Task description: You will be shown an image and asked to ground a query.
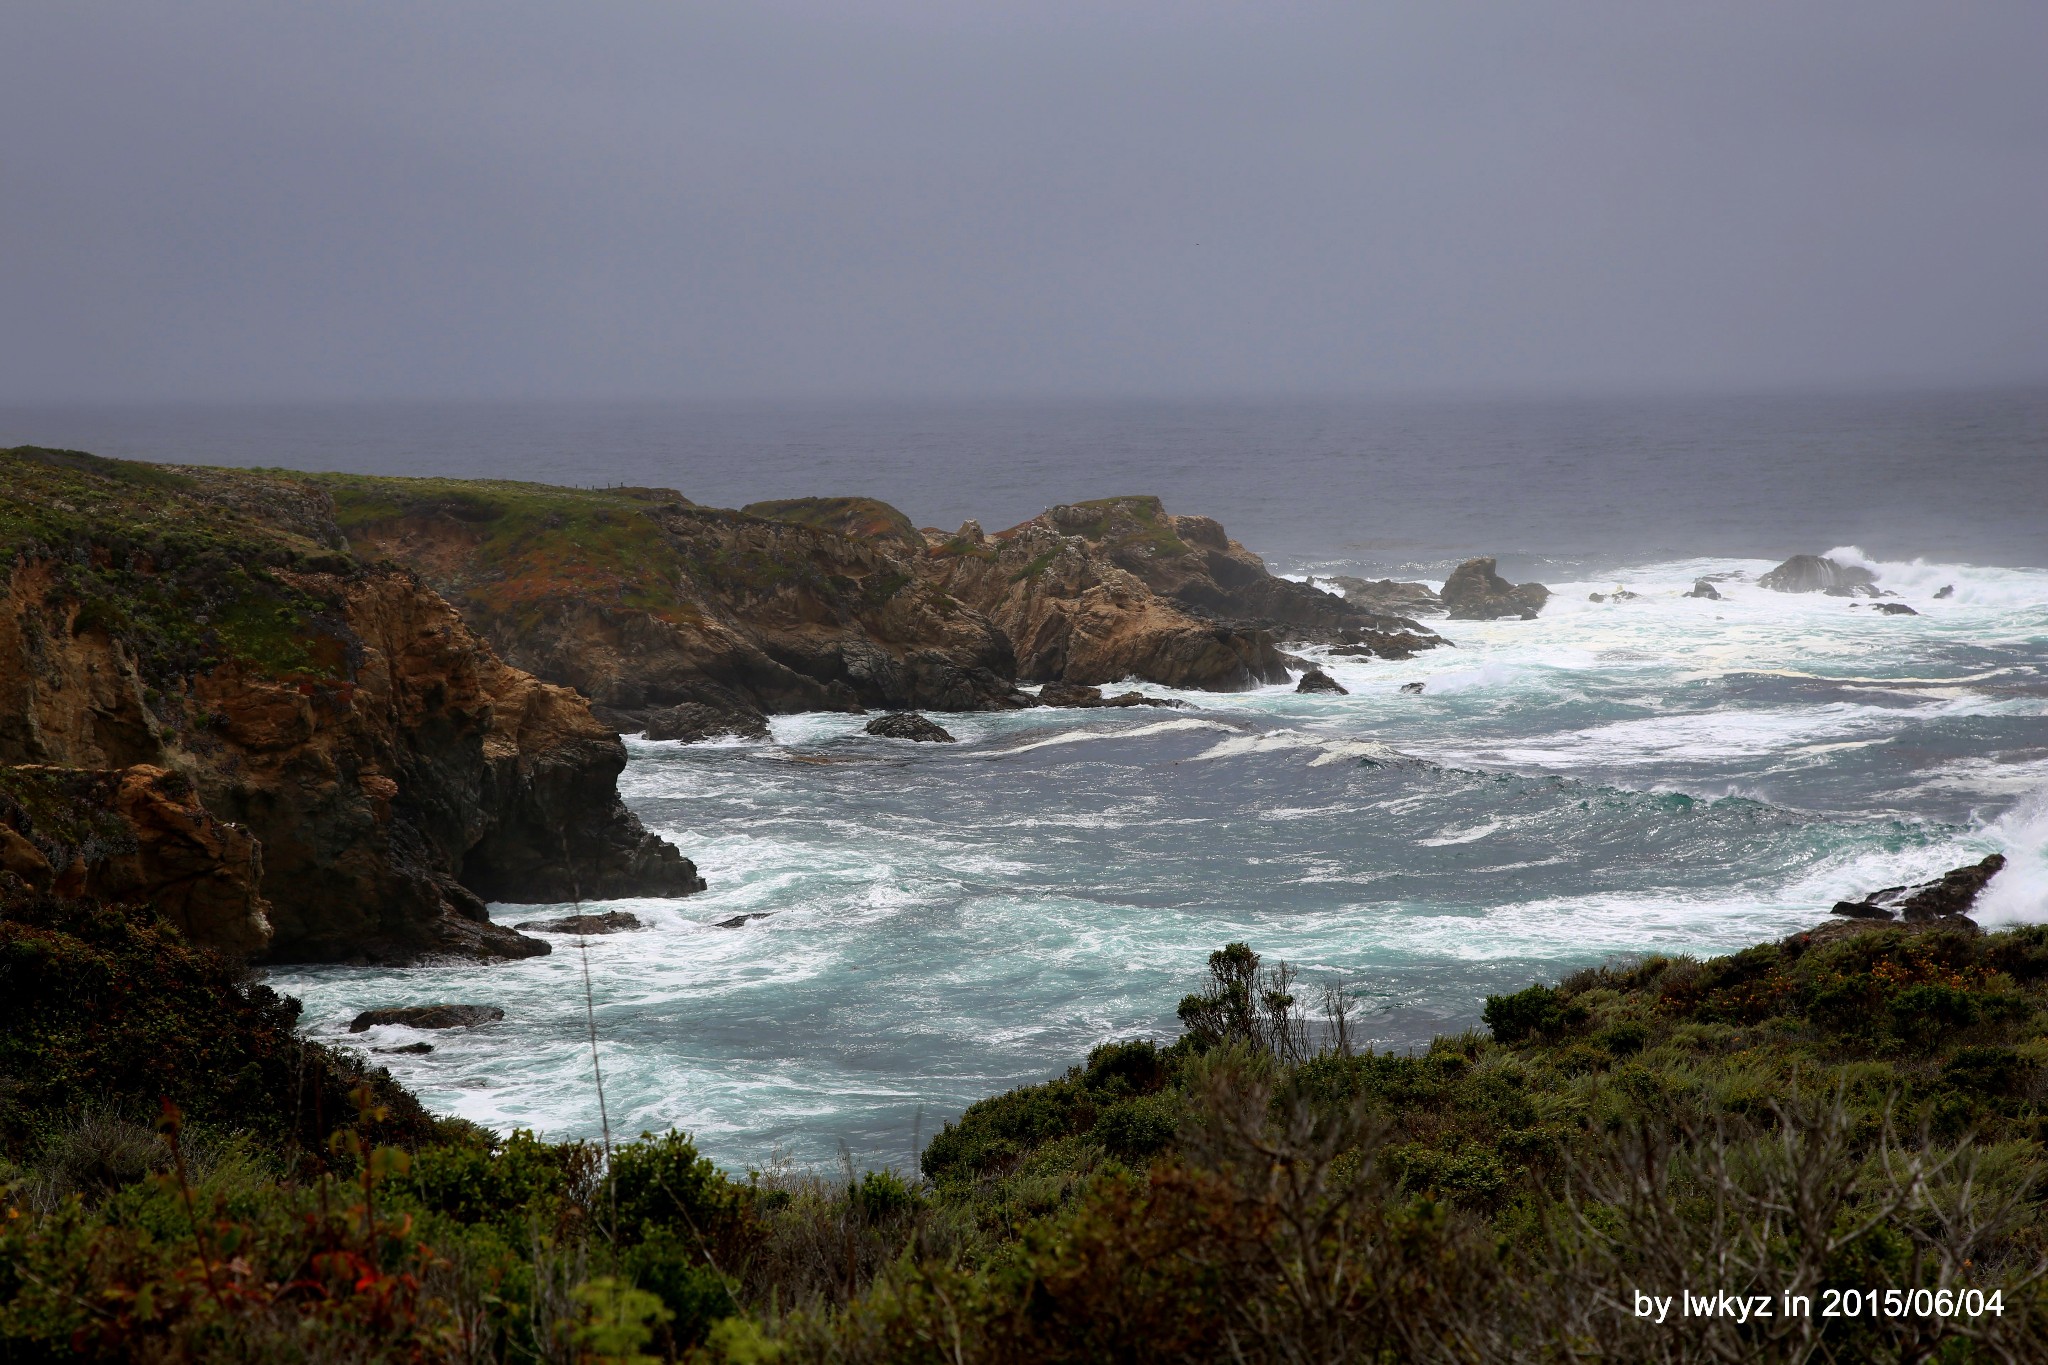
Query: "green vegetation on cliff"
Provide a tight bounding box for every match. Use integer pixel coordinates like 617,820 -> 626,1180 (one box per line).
5,871 -> 2047,1360
740,497 -> 924,549
2,447 -> 355,688
316,474 -> 703,626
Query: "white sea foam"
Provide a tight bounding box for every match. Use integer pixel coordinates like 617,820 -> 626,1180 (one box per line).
987,716 -> 1233,756
263,545 -> 2048,1163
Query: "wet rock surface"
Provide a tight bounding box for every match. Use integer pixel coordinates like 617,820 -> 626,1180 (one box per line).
638,701 -> 773,743
349,1004 -> 505,1032
1295,667 -> 1348,694
1760,554 -> 1880,596
1441,557 -> 1550,620
1319,576 -> 1444,617
1687,579 -> 1722,600
865,713 -> 957,742
511,909 -> 643,934
1036,681 -> 1183,709
1831,854 -> 2007,923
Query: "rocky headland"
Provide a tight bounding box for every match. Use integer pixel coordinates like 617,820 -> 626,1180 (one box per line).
919,496 -> 1445,689
0,447 -> 698,963
1,450 -> 1481,961
322,479 -> 1030,727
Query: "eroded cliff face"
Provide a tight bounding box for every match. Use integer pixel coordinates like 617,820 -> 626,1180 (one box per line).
321,480 -> 1029,725
0,447 -> 699,962
921,497 -> 1445,690
0,763 -> 272,956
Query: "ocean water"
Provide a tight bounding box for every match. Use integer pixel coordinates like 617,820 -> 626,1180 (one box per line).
267,550 -> 2048,1172
7,393 -> 2043,1171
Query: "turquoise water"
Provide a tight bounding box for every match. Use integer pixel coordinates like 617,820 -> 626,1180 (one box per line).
270,548 -> 2048,1171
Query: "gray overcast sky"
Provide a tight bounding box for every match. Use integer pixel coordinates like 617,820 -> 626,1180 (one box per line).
3,2 -> 2045,402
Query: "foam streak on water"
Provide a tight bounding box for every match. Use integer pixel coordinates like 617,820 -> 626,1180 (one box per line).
269,553 -> 2048,1169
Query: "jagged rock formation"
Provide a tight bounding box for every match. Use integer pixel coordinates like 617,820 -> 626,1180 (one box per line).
1036,682 -> 1182,709
310,480 -> 1444,704
1295,667 -> 1347,695
1441,558 -> 1550,620
1320,576 -> 1443,617
348,1004 -> 504,1032
325,480 -> 1029,721
1831,854 -> 2006,923
920,497 -> 1443,690
640,701 -> 773,743
1759,555 -> 1881,596
0,763 -> 272,955
0,447 -> 698,963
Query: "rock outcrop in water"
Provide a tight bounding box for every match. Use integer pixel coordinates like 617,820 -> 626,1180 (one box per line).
1440,557 -> 1550,620
1319,576 -> 1444,617
1295,667 -> 1347,694
348,1004 -> 505,1032
865,712 -> 957,742
1830,854 -> 2006,924
919,496 -> 1444,690
640,700 -> 773,744
1687,579 -> 1722,600
0,447 -> 699,963
1759,554 -> 1881,597
1035,681 -> 1183,709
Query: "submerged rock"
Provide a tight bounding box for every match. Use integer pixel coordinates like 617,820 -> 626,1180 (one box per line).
1588,589 -> 1641,603
865,713 -> 957,742
511,910 -> 642,934
1295,667 -> 1348,695
1936,584 -> 1955,599
641,702 -> 772,744
1872,602 -> 1919,616
376,1042 -> 434,1055
1759,555 -> 1880,597
1830,853 -> 2007,924
716,912 -> 770,928
349,1005 -> 505,1033
1441,558 -> 1549,620
1687,579 -> 1722,600
1036,681 -> 1184,709
1400,681 -> 1426,694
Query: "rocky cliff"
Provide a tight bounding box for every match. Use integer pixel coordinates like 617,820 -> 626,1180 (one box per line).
0,447 -> 699,962
318,478 -> 1028,725
920,497 -> 1444,689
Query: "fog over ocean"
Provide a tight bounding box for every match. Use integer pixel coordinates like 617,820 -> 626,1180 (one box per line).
11,390 -> 2042,1171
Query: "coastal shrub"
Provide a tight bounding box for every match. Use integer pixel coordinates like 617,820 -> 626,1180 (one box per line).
1082,1038 -> 1169,1097
1481,982 -> 1561,1042
12,900 -> 2048,1359
1096,1095 -> 1180,1163
607,1129 -> 757,1261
